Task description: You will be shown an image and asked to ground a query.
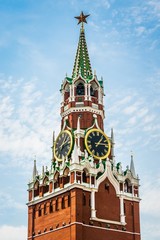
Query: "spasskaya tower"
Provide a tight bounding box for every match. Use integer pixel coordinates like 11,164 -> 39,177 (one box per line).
27,12 -> 141,240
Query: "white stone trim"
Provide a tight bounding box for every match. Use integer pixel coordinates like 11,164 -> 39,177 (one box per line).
61,106 -> 104,119
90,217 -> 126,226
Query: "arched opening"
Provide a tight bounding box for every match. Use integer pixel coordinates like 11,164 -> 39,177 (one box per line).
76,83 -> 85,95
90,86 -> 95,96
34,181 -> 39,197
54,172 -> 60,189
64,84 -> 70,102
82,169 -> 89,183
38,205 -> 42,217
43,177 -> 49,194
124,179 -> 132,193
63,167 -> 70,185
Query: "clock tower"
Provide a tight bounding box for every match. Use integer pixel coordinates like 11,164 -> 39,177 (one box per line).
27,12 -> 141,240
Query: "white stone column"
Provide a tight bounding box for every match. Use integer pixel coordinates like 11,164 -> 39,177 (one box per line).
72,85 -> 75,101
69,85 -> 72,102
88,84 -> 91,101
32,189 -> 34,200
98,87 -> 101,104
85,83 -> 88,100
120,196 -> 126,224
91,190 -> 96,218
132,184 -> 134,197
61,89 -> 64,106
89,174 -> 91,188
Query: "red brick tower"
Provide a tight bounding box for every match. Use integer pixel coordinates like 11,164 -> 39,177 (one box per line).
27,12 -> 141,240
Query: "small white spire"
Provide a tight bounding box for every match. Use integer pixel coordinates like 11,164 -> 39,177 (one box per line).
52,131 -> 55,144
42,165 -> 45,177
130,151 -> 136,178
32,158 -> 38,180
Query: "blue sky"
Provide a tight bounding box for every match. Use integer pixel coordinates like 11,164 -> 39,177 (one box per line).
0,0 -> 160,239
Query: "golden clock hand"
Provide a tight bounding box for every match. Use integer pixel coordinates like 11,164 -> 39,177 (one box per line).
96,143 -> 108,147
60,135 -> 67,150
95,136 -> 103,147
61,139 -> 69,149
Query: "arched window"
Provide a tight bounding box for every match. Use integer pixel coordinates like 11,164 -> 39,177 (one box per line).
34,181 -> 39,197
76,83 -> 85,95
82,169 -> 88,183
124,179 -> 132,193
43,177 -> 49,194
90,86 -> 94,96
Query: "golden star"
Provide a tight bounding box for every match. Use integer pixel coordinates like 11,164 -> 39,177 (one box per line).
75,11 -> 90,25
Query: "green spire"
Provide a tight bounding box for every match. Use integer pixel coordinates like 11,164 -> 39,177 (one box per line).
72,13 -> 93,80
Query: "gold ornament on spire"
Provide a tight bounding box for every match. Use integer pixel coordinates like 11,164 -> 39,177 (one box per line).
75,11 -> 90,25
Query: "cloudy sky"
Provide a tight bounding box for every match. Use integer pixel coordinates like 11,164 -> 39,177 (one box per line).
0,0 -> 160,239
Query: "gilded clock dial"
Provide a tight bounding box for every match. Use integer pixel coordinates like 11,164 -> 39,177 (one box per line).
85,128 -> 111,160
54,130 -> 73,161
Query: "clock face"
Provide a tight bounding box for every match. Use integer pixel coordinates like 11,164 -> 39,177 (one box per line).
85,128 -> 111,160
54,130 -> 73,161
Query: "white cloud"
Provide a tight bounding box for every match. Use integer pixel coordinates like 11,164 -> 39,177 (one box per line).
141,176 -> 160,217
0,225 -> 27,240
0,77 -> 61,169
0,192 -> 25,210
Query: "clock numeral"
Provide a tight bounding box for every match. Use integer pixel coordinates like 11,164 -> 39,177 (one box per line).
87,140 -> 91,144
96,131 -> 99,136
92,149 -> 95,155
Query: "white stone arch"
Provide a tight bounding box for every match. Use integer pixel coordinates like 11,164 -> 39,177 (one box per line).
96,160 -> 120,195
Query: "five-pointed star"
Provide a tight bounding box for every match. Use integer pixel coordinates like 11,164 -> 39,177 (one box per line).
75,11 -> 90,25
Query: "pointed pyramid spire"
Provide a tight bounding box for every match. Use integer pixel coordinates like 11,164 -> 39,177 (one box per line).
72,12 -> 93,80
33,159 -> 38,180
130,152 -> 136,178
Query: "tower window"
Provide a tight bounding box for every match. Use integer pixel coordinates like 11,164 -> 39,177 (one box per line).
49,202 -> 53,213
38,207 -> 42,217
76,83 -> 85,95
44,203 -> 47,215
62,197 -> 65,209
90,86 -> 94,96
68,195 -> 71,207
55,199 -> 58,211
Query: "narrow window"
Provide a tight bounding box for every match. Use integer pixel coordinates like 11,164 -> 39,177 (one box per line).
68,195 -> 71,207
90,86 -> 94,96
38,207 -> 42,217
44,203 -> 47,215
55,199 -> 58,211
83,193 -> 86,206
49,202 -> 53,213
62,197 -> 65,209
